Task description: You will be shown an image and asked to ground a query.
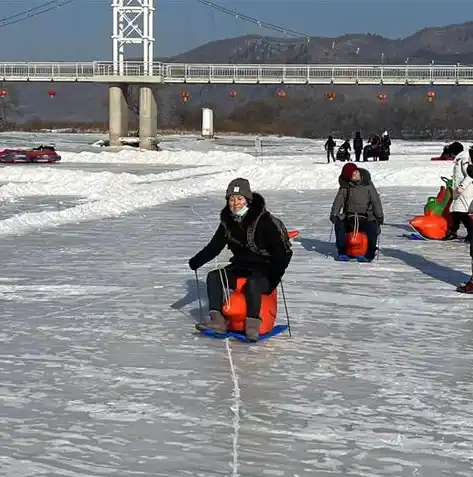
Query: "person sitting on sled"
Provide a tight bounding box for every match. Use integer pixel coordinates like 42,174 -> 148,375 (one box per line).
188,178 -> 293,341
441,141 -> 464,160
330,163 -> 384,261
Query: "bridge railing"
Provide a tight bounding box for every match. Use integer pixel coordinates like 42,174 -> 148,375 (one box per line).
0,61 -> 162,80
0,62 -> 96,80
161,63 -> 473,84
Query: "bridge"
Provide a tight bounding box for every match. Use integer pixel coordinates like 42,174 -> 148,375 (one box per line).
3,0 -> 471,148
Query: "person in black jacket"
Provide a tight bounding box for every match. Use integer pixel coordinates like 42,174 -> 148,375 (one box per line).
353,132 -> 363,162
325,135 -> 336,163
188,178 -> 292,341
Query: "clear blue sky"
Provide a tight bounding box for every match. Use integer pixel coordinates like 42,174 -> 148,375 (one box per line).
0,0 -> 470,61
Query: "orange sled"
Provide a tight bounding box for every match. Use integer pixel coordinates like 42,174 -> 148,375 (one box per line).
409,214 -> 448,240
346,231 -> 368,257
222,277 -> 277,335
221,228 -> 299,335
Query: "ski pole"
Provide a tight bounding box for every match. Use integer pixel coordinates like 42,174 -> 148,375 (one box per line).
194,270 -> 204,322
376,234 -> 381,262
280,279 -> 292,338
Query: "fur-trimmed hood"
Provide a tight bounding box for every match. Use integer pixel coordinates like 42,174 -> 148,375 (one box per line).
338,168 -> 372,188
221,192 -> 266,227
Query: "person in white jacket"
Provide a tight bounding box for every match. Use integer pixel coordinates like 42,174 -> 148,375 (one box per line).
447,146 -> 473,241
456,163 -> 473,293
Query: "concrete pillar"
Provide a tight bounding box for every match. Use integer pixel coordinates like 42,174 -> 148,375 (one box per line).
139,85 -> 158,150
201,108 -> 214,138
109,84 -> 129,147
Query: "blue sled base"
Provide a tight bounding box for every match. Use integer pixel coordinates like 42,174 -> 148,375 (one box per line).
200,324 -> 288,342
402,224 -> 430,241
402,232 -> 427,241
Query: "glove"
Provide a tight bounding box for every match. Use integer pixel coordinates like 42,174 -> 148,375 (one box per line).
330,215 -> 337,224
377,216 -> 384,226
188,256 -> 199,271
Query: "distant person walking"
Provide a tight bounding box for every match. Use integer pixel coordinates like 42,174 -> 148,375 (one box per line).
353,132 -> 363,162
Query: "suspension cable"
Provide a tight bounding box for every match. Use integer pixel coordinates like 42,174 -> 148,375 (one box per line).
0,0 -> 75,29
193,0 -> 311,43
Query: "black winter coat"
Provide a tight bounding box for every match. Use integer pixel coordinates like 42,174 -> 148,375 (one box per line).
189,193 -> 292,290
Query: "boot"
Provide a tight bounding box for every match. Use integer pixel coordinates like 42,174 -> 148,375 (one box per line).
457,279 -> 473,293
444,231 -> 458,241
245,317 -> 261,342
195,310 -> 227,333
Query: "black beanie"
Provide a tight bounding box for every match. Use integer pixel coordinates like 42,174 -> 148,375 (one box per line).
225,178 -> 253,201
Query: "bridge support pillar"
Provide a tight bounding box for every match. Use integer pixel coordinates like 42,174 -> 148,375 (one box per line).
109,84 -> 129,147
139,85 -> 158,150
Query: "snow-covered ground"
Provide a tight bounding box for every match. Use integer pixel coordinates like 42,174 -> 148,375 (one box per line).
0,132 -> 472,476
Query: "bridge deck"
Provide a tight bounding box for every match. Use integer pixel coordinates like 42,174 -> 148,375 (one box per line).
0,61 -> 471,85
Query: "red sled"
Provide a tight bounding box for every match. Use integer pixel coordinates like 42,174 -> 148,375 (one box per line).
0,145 -> 61,164
430,155 -> 455,161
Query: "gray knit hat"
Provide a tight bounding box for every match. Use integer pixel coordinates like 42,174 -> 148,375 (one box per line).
225,178 -> 253,201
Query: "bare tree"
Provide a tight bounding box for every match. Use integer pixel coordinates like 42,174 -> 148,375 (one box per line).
0,85 -> 21,131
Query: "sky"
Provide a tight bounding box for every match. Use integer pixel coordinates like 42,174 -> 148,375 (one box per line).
0,0 -> 471,61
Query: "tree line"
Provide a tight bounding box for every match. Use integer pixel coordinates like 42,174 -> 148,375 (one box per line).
173,97 -> 473,140
3,83 -> 473,140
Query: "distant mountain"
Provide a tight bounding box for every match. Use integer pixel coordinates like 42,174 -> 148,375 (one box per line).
167,21 -> 473,65
7,20 -> 473,125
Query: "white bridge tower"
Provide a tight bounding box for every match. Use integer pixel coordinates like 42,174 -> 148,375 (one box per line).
111,0 -> 155,75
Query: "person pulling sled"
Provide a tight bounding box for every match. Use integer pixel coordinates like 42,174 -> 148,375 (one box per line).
330,163 -> 384,262
188,178 -> 293,341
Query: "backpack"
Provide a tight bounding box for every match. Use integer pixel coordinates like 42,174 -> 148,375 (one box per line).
223,210 -> 292,258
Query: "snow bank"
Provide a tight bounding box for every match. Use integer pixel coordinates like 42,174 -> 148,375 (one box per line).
0,141 -> 457,237
62,149 -> 260,166
60,138 -> 449,165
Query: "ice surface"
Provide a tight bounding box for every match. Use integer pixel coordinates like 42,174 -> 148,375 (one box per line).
0,132 -> 472,476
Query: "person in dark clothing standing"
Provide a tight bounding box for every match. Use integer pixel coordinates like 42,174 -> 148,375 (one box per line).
188,178 -> 293,341
325,135 -> 336,163
330,163 -> 384,261
380,131 -> 391,160
353,132 -> 363,162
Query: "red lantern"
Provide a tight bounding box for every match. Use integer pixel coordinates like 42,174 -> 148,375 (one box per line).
180,90 -> 190,103
229,89 -> 237,98
426,91 -> 436,102
276,88 -> 286,98
326,91 -> 336,101
48,89 -> 56,99
377,93 -> 387,101
0,89 -> 7,98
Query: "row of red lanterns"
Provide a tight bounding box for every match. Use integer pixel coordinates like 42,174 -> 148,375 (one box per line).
180,89 -> 438,102
326,91 -> 436,102
0,88 -> 441,103
180,88 -> 288,102
0,89 -> 56,99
